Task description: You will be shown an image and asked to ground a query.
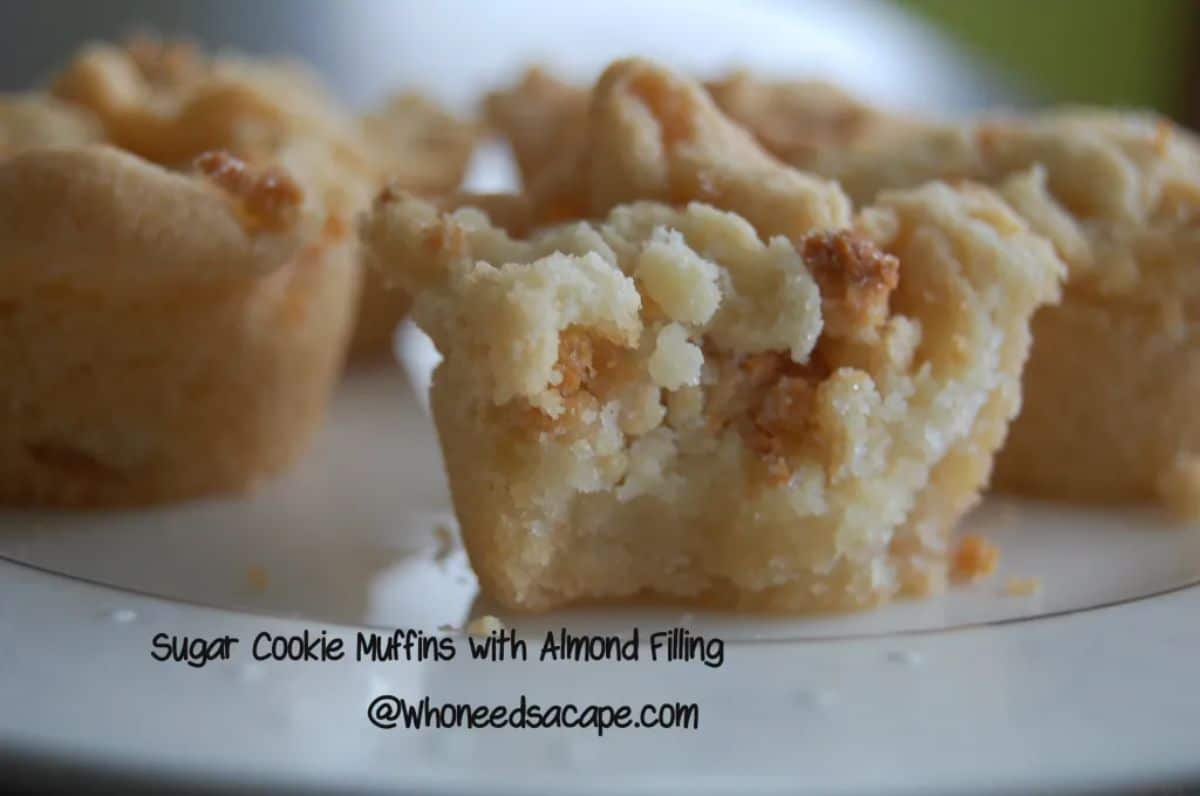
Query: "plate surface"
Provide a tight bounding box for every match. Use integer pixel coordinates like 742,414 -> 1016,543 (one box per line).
2,1 -> 1197,791
2,364 -> 1200,794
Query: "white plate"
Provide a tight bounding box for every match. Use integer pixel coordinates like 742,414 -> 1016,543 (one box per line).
2,361 -> 1200,793
2,1 -> 1197,791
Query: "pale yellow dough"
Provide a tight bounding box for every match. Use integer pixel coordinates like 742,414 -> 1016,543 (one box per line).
0,42 -> 362,506
354,93 -> 479,354
713,76 -> 1200,508
50,36 -> 477,359
363,59 -> 1065,613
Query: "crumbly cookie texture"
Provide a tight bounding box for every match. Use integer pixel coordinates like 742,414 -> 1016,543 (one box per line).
51,36 -> 476,358
0,41 -> 363,506
352,93 -> 478,354
703,71 -> 900,170
484,66 -> 588,188
364,113 -> 1063,613
51,37 -> 360,171
486,67 -> 895,190
47,38 -> 380,236
754,94 -> 1200,507
480,60 -> 852,239
363,60 -> 1065,613
520,59 -> 852,238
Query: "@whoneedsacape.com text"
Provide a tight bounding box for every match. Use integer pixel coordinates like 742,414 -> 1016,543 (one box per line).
150,626 -> 720,734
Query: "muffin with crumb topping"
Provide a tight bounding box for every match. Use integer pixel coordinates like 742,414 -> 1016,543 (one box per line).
50,35 -> 477,359
363,60 -> 1065,612
0,41 -> 361,505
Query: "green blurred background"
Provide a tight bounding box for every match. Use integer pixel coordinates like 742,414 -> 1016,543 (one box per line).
896,0 -> 1198,123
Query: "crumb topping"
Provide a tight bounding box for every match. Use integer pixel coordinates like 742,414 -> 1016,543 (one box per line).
628,70 -> 695,147
195,149 -> 303,231
522,58 -> 853,241
817,108 -> 1200,303
802,230 -> 899,341
49,35 -> 369,194
704,72 -> 879,166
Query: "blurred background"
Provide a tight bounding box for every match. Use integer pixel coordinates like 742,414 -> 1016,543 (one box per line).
1,0 -> 1196,124
897,0 -> 1198,123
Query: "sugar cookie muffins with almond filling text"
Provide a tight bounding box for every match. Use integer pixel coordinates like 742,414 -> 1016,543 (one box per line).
363,60 -> 1065,612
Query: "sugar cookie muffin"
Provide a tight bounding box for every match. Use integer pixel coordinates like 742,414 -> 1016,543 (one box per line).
0,46 -> 362,505
724,86 -> 1200,512
364,59 -> 1065,612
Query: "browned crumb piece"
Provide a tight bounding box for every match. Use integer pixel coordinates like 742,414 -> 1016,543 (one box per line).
950,534 -> 1000,582
195,150 -> 303,232
1004,576 -> 1041,596
707,350 -> 828,485
802,230 -> 899,340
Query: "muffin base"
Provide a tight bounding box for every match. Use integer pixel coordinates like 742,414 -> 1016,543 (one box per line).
994,297 -> 1200,508
348,266 -> 412,357
0,243 -> 358,507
